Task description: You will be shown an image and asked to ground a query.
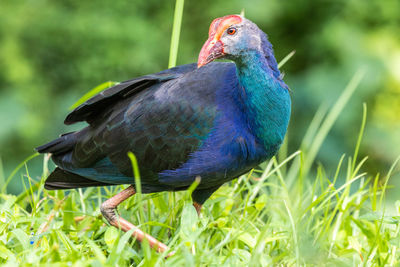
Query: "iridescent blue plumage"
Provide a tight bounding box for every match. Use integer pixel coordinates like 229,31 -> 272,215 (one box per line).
36,15 -> 291,205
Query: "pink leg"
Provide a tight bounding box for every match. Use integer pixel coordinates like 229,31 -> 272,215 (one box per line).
100,185 -> 172,255
193,201 -> 202,215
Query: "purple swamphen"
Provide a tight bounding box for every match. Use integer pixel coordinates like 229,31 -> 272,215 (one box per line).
36,15 -> 291,254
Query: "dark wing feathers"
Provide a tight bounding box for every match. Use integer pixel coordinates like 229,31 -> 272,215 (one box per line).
70,73 -> 217,178
36,131 -> 78,155
65,77 -> 167,125
65,63 -> 197,125
44,167 -> 109,190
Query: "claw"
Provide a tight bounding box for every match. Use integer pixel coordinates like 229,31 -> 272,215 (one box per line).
100,185 -> 173,254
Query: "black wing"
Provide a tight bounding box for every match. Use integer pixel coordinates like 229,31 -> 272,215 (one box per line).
64,63 -> 198,125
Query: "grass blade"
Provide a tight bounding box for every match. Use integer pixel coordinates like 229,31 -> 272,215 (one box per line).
278,50 -> 296,69
1,152 -> 39,193
168,0 -> 185,68
302,69 -> 365,176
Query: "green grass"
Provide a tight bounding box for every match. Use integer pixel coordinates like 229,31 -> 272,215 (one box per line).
168,0 -> 185,69
1,73 -> 400,266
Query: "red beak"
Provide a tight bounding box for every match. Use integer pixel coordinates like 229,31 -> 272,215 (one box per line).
197,39 -> 224,68
197,15 -> 243,68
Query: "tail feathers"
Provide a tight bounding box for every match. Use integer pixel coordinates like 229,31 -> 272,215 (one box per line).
45,167 -> 110,190
36,132 -> 77,155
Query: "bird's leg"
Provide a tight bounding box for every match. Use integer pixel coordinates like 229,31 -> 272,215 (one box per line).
100,185 -> 171,254
193,202 -> 202,215
192,185 -> 221,216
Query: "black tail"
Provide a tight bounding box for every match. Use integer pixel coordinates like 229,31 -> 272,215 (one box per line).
44,167 -> 109,190
36,132 -> 78,155
36,130 -> 108,190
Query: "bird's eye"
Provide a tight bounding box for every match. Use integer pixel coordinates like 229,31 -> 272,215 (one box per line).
227,27 -> 236,35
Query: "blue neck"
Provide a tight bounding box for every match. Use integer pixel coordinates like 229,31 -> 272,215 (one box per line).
234,51 -> 291,153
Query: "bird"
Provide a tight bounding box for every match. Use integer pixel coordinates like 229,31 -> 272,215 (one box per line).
36,14 -> 291,254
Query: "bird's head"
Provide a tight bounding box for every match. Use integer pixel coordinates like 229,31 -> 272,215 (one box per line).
198,15 -> 271,68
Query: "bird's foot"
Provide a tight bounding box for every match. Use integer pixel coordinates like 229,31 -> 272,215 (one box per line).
101,185 -> 173,256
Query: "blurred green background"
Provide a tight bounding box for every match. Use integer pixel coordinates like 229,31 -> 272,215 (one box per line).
0,0 -> 399,194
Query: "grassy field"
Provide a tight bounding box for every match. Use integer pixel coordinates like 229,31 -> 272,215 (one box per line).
1,71 -> 400,266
